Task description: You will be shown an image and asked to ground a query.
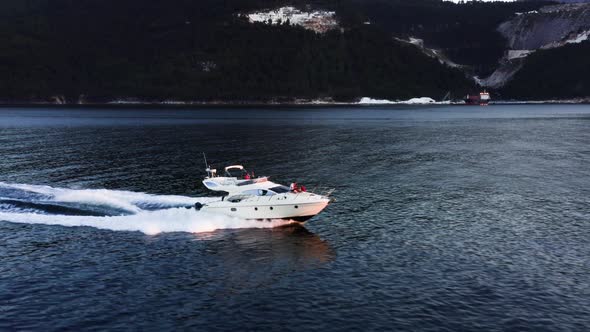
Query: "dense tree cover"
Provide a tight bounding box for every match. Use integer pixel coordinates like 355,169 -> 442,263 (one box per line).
330,0 -> 554,73
4,0 -> 580,103
501,41 -> 590,100
0,0 -> 477,102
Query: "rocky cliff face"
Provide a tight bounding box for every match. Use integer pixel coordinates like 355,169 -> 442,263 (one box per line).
498,3 -> 590,50
480,3 -> 590,88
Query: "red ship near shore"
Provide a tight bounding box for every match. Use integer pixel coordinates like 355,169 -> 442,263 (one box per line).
464,91 -> 491,106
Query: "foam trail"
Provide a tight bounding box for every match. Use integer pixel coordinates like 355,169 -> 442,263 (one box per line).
0,182 -> 215,212
0,182 -> 296,234
0,208 -> 296,235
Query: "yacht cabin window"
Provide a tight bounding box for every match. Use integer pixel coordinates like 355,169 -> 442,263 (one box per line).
241,189 -> 276,196
269,186 -> 290,194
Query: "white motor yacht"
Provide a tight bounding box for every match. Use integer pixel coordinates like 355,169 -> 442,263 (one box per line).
195,164 -> 332,222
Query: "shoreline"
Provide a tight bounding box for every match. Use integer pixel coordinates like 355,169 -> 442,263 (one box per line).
0,98 -> 588,108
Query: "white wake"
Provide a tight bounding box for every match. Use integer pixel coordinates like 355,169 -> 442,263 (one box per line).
0,182 -> 295,235
0,182 -> 205,212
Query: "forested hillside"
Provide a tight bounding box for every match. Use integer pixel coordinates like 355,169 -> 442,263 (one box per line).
332,0 -> 553,73
0,0 -> 587,103
501,40 -> 590,100
0,0 -> 477,102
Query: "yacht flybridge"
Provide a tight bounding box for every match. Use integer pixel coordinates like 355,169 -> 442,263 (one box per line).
195,163 -> 333,222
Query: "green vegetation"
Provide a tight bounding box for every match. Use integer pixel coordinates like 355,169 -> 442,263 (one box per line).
501,41 -> 590,100
0,0 -> 477,102
1,0 -> 583,103
333,0 -> 553,73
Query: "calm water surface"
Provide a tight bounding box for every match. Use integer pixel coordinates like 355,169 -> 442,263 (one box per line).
1,105 -> 589,331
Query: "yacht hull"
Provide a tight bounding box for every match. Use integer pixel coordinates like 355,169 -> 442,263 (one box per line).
201,200 -> 329,221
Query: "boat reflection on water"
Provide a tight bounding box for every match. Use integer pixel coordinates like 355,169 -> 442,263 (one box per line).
198,224 -> 334,294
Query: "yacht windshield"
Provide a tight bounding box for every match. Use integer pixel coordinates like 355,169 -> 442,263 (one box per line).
269,186 -> 290,193
225,167 -> 247,178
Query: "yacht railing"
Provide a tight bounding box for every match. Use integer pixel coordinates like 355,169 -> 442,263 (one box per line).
294,186 -> 335,200
309,186 -> 335,196
242,187 -> 336,202
223,186 -> 335,203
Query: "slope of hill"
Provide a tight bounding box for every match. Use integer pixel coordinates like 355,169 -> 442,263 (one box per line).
331,0 -> 553,73
501,40 -> 590,100
0,0 -> 476,103
0,0 -> 588,103
477,2 -> 590,92
499,3 -> 590,50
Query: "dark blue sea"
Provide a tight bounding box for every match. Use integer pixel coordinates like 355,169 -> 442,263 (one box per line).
1,105 -> 589,331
